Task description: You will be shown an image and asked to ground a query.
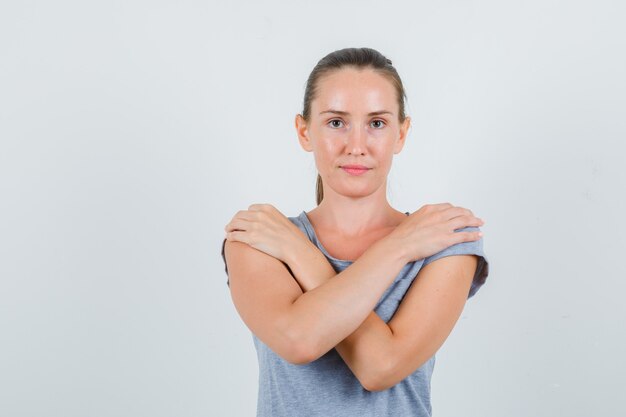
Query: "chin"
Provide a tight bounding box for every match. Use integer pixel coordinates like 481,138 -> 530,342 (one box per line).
332,184 -> 381,199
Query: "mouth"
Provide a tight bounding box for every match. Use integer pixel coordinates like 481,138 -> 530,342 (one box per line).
340,165 -> 370,176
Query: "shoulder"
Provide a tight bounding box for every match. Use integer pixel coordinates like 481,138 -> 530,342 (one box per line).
420,226 -> 490,298
223,239 -> 297,280
223,239 -> 278,270
423,225 -> 485,265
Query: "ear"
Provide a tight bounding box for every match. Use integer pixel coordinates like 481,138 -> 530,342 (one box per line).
295,114 -> 314,152
393,116 -> 411,154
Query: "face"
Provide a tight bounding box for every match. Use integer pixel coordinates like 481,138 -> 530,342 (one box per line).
295,67 -> 411,200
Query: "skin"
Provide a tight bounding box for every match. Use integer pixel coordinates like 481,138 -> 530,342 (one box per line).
224,67 -> 485,391
297,66 -> 411,240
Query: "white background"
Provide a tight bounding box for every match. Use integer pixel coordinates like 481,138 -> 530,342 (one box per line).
1,1 -> 624,416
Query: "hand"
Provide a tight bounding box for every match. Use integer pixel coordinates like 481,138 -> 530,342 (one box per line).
386,203 -> 485,263
224,203 -> 311,264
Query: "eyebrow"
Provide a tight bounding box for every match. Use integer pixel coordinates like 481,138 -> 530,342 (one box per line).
319,109 -> 394,117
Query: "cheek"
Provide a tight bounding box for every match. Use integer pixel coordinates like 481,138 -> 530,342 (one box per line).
370,137 -> 396,157
312,144 -> 335,170
315,138 -> 342,158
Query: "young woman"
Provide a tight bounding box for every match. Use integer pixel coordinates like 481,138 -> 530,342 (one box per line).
221,47 -> 490,417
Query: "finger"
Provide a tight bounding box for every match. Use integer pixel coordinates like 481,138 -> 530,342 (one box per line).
420,203 -> 448,213
225,218 -> 252,232
451,206 -> 474,217
428,202 -> 454,211
225,230 -> 250,244
234,210 -> 256,221
447,215 -> 484,230
248,203 -> 273,212
441,206 -> 472,220
227,210 -> 249,226
450,230 -> 483,245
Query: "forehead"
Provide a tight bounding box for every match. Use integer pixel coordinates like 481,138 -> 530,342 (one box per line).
312,67 -> 397,115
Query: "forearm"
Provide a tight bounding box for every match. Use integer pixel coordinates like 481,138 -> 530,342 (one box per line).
285,239 -> 404,369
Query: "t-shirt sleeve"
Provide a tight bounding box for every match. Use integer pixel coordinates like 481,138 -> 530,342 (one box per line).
422,226 -> 490,299
220,238 -> 230,287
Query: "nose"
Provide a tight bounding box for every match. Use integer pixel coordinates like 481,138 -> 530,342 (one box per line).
346,124 -> 366,156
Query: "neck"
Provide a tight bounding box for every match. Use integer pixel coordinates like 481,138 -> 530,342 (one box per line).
308,183 -> 403,237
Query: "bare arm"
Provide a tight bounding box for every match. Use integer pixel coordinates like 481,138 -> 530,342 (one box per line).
225,202 -> 484,388
285,239 -> 396,390
286,239 -> 479,391
225,235 -> 408,367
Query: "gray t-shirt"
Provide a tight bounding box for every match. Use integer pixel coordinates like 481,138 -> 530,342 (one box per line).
221,210 -> 490,417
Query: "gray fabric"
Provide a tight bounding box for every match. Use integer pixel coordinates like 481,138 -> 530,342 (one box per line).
222,210 -> 490,416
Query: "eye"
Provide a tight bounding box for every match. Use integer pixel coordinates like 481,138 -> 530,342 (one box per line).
370,119 -> 386,129
328,119 -> 344,128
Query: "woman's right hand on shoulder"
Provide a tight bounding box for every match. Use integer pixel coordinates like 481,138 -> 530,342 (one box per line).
387,203 -> 485,263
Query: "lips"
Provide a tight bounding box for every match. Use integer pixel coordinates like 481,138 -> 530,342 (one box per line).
341,165 -> 369,170
341,165 -> 370,176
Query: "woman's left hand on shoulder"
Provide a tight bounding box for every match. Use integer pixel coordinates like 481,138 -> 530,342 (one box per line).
224,204 -> 309,264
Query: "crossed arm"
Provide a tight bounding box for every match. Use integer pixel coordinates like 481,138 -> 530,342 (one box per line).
281,239 -> 478,391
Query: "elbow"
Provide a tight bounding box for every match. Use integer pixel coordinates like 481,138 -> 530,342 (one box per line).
278,319 -> 319,365
362,376 -> 396,393
363,355 -> 432,392
284,347 -> 316,365
360,374 -> 388,392
360,357 -> 397,392
363,379 -> 394,393
283,338 -> 317,365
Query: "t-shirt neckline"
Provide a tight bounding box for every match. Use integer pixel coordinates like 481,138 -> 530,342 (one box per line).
297,210 -> 410,265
